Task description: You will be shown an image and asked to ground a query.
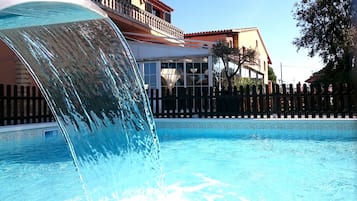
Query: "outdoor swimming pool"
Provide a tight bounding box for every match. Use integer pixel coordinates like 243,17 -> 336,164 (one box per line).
0,119 -> 356,201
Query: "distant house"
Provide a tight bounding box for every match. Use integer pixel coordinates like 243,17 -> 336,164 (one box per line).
185,28 -> 272,85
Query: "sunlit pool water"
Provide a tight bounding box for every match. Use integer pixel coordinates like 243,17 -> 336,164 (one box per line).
1,119 -> 357,201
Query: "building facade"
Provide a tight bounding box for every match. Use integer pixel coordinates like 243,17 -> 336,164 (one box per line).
185,28 -> 272,85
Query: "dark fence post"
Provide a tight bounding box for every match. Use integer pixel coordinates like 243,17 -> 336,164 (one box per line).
339,83 -> 345,118
265,84 -> 270,118
202,87 -> 209,118
19,86 -> 25,124
31,86 -> 37,123
245,85 -> 251,118
252,85 -> 258,118
37,87 -> 42,122
13,85 -> 18,125
239,86 -> 245,118
233,86 -> 238,118
318,84 -> 324,118
0,84 -> 4,126
155,89 -> 159,117
289,84 -> 294,118
209,87 -> 214,118
282,84 -> 288,118
303,84 -> 309,118
310,84 -> 316,118
332,83 -> 338,118
148,89 -> 153,117
275,84 -> 281,118
259,85 -> 264,118
188,88 -> 193,118
346,83 -> 353,118
296,83 -> 302,118
323,84 -> 330,118
26,86 -> 31,123
6,85 -> 12,125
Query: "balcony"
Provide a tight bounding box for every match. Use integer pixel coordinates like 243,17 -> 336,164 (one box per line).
92,0 -> 184,39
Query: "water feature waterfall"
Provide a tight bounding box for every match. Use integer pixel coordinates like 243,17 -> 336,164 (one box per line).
0,1 -> 160,200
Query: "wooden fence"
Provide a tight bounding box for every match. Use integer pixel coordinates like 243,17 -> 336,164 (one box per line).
148,83 -> 356,118
0,83 -> 356,126
0,84 -> 54,126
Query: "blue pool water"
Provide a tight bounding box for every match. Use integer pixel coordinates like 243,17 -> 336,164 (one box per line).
1,119 -> 357,201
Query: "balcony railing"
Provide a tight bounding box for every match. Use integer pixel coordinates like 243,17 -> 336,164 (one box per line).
92,0 -> 184,39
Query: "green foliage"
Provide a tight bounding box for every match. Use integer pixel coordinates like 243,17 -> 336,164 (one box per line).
293,0 -> 355,83
233,77 -> 262,88
212,41 -> 257,88
268,66 -> 277,83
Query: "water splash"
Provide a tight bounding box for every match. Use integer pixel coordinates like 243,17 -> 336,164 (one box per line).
0,1 -> 160,200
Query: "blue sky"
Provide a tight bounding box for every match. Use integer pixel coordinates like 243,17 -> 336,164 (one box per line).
163,0 -> 324,84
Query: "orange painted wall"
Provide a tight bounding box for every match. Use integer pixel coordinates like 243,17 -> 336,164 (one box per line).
185,34 -> 227,43
185,33 -> 237,48
0,41 -> 17,85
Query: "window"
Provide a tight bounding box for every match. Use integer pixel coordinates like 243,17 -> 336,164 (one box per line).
145,2 -> 152,12
143,63 -> 157,88
164,12 -> 171,23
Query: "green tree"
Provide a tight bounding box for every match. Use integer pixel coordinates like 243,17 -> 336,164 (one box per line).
293,0 -> 356,83
233,77 -> 262,88
268,66 -> 277,83
212,41 -> 257,88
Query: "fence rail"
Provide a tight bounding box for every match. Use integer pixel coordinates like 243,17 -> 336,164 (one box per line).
148,83 -> 356,119
0,83 -> 356,126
